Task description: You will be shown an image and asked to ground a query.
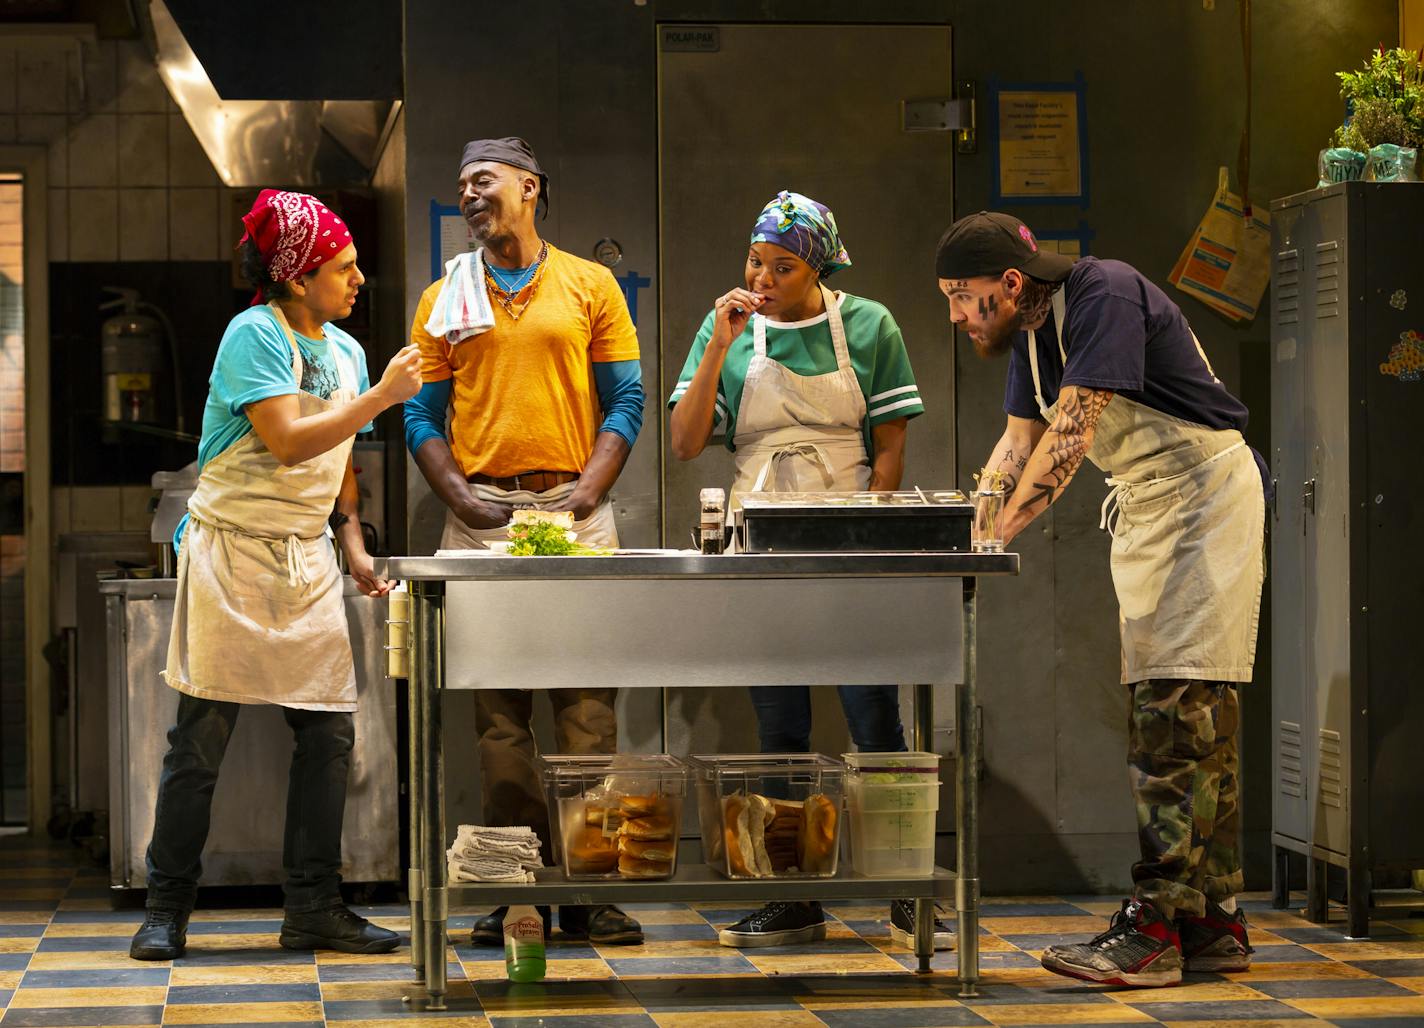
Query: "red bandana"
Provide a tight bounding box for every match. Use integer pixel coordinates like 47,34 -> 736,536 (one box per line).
237,189 -> 352,304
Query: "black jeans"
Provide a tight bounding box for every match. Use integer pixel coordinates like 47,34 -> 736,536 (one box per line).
144,692 -> 355,915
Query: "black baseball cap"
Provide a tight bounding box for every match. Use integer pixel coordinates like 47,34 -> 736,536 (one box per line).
935,211 -> 1074,283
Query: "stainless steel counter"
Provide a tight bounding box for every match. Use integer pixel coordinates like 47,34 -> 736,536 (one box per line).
101,579 -> 399,892
388,550 -> 1018,1006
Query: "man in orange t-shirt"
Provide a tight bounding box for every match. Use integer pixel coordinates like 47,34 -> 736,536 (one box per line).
404,137 -> 645,947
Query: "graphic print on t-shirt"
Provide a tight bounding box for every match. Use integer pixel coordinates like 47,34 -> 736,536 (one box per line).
296,341 -> 342,400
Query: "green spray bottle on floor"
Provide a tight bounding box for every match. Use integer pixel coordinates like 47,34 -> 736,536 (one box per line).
503,905 -> 546,982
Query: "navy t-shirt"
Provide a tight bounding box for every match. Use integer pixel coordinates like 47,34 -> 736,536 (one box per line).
1004,257 -> 1269,495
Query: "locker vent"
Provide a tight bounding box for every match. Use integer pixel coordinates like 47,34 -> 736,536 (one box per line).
1319,728 -> 1343,809
1278,720 -> 1303,797
1275,249 -> 1300,327
1315,240 -> 1341,319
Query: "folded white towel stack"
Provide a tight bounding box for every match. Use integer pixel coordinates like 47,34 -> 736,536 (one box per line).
447,824 -> 544,884
423,249 -> 496,345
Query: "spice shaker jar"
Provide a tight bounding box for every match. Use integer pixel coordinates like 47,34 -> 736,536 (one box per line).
699,487 -> 726,554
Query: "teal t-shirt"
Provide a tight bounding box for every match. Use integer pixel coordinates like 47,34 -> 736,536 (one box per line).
176,306 -> 372,547
666,292 -> 925,450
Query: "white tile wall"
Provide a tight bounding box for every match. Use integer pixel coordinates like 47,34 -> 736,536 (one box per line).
15,46 -> 68,115
117,113 -> 167,187
65,113 -> 116,188
76,40 -> 118,116
168,187 -> 218,261
115,41 -> 167,114
67,187 -> 118,262
167,113 -> 216,187
0,34 -> 228,264
118,188 -> 167,260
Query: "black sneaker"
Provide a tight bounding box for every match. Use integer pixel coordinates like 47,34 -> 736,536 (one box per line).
1040,898 -> 1183,988
469,905 -> 551,947
1179,899 -> 1253,972
888,899 -> 956,951
718,901 -> 826,948
130,908 -> 188,961
280,904 -> 400,954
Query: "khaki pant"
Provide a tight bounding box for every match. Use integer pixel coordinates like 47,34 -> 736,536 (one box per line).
476,688 -> 618,862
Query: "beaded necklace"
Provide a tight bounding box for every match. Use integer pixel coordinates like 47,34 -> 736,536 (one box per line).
484,242 -> 550,322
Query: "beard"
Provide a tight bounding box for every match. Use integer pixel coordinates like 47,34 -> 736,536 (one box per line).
970,281 -> 1055,359
969,299 -> 1021,358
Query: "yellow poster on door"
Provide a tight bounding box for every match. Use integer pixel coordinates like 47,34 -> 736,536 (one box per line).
997,90 -> 1083,199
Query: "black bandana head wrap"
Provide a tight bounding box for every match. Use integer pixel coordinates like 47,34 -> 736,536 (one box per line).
458,136 -> 549,219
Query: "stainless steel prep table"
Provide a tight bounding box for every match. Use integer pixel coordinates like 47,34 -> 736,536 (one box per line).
387,551 -> 1019,1006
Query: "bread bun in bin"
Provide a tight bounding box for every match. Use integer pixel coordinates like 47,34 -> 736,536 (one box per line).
797,793 -> 839,873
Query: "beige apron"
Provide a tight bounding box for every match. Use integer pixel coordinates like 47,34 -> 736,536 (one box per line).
163,305 -> 359,711
440,480 -> 619,550
729,286 -> 870,513
1028,290 -> 1265,684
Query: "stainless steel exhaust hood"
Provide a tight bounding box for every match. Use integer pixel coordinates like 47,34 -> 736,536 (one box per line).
147,0 -> 399,187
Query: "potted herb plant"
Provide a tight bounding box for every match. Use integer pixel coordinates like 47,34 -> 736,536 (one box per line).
1322,46 -> 1424,185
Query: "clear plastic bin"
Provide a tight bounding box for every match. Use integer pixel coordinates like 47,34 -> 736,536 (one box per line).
689,754 -> 844,879
540,754 -> 687,881
844,751 -> 940,877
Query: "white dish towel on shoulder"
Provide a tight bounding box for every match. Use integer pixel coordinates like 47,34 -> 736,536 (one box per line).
424,249 -> 496,345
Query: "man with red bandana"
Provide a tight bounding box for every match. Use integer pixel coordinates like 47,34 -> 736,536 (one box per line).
129,190 -> 422,961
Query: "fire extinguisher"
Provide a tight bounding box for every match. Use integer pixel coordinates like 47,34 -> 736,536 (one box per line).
99,287 -> 185,437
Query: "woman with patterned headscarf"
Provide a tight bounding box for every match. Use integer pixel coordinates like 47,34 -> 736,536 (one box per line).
669,191 -> 947,953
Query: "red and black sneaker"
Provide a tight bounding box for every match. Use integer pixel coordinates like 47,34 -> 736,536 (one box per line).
1179,899 -> 1253,972
1040,898 -> 1183,988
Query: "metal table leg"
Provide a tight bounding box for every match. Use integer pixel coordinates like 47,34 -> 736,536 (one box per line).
407,670 -> 425,982
413,582 -> 449,1009
955,578 -> 980,998
912,682 -> 934,974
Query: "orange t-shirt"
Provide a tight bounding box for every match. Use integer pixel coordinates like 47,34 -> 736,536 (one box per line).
411,245 -> 640,478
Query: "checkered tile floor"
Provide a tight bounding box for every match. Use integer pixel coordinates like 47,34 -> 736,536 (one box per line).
3,836 -> 1423,1026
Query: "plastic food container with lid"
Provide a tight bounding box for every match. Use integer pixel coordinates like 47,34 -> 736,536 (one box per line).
539,754 -> 688,881
689,753 -> 844,879
843,751 -> 940,877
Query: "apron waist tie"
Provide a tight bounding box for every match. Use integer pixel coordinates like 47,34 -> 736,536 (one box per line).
285,534 -> 314,587
1099,479 -> 1128,540
751,442 -> 835,493
1098,440 -> 1247,540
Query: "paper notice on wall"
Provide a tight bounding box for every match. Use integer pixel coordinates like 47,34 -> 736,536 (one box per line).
1168,167 -> 1271,323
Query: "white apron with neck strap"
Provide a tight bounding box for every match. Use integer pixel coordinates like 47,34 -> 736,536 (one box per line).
729,285 -> 870,513
164,304 -> 360,711
1027,288 -> 1265,684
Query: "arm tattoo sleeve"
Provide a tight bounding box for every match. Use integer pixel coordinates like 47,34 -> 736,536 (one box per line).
1024,386 -> 1112,510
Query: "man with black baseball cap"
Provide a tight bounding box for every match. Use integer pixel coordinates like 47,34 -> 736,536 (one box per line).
935,212 -> 1268,988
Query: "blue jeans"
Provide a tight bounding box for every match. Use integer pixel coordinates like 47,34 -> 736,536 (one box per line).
144,692 -> 355,915
747,684 -> 908,754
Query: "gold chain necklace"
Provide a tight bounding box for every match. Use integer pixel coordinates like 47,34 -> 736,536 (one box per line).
485,242 -> 550,322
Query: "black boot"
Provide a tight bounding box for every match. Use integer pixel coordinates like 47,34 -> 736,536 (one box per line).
559,904 -> 643,944
280,904 -> 400,954
469,905 -> 551,947
130,908 -> 189,960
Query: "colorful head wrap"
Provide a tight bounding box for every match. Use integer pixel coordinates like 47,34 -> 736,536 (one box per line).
237,189 -> 352,304
749,190 -> 851,277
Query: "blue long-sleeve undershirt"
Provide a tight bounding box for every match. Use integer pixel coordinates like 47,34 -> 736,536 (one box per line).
402,358 -> 645,458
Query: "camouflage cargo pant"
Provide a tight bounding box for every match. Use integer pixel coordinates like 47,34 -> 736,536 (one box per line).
1127,679 -> 1242,921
